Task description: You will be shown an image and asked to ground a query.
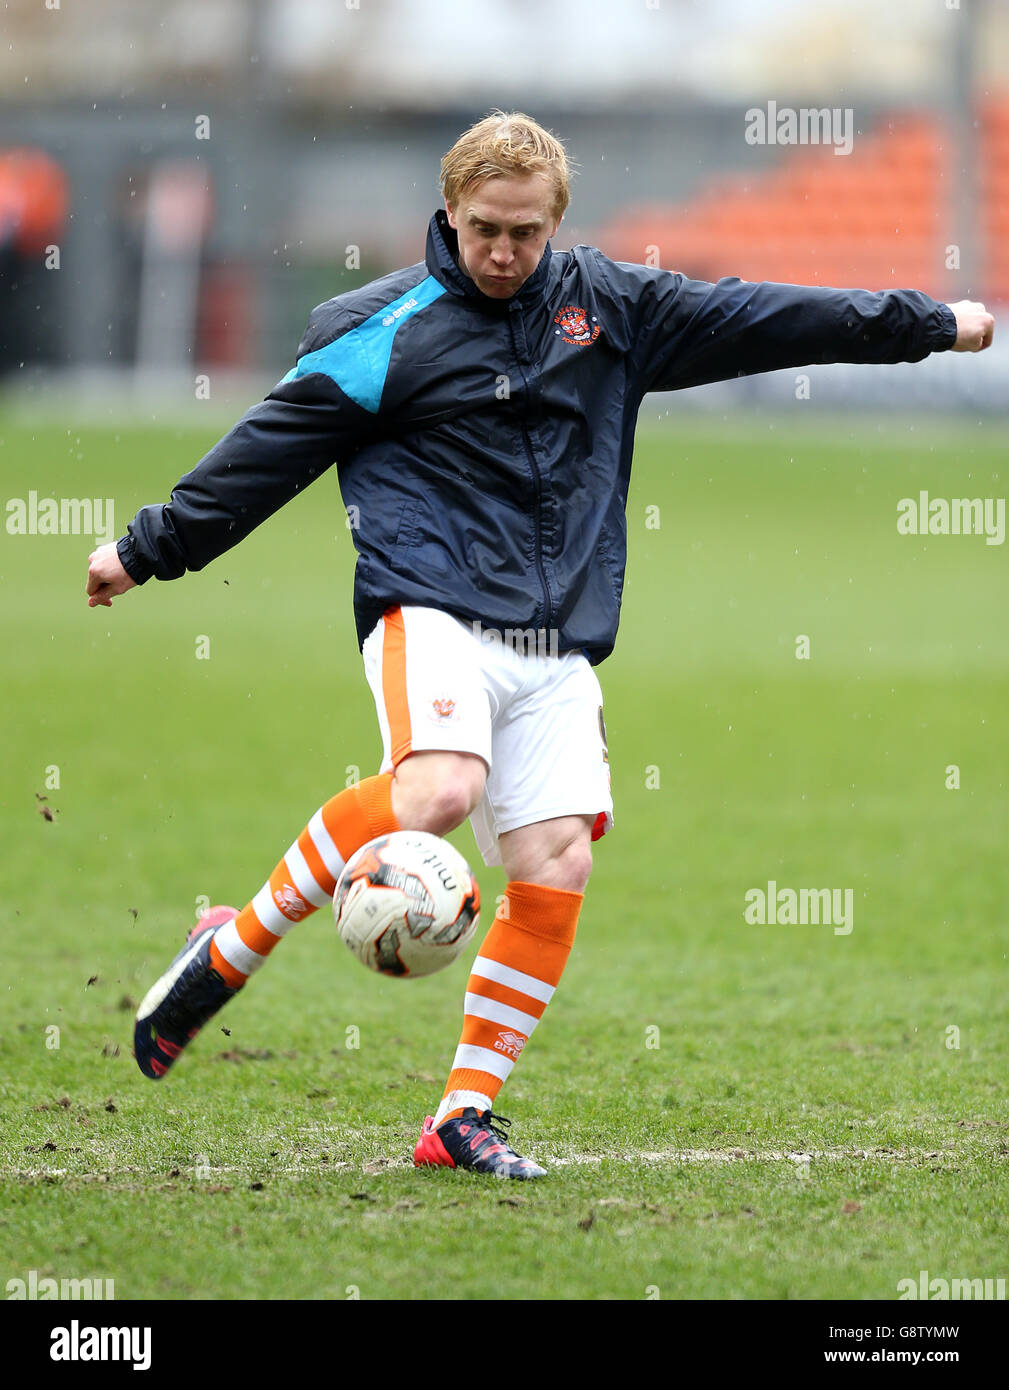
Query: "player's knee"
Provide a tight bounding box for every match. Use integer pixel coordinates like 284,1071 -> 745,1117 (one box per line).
393,753 -> 485,835
421,777 -> 481,835
549,838 -> 593,893
518,836 -> 592,893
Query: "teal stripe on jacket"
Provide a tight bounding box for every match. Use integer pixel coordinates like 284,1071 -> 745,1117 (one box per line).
282,276 -> 447,414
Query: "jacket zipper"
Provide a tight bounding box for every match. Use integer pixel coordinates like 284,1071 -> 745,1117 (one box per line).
509,312 -> 553,633
520,421 -> 552,632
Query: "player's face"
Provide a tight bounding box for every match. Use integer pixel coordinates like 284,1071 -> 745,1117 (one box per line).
446,173 -> 561,299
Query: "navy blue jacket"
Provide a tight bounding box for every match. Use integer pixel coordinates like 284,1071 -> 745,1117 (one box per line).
118,209 -> 957,664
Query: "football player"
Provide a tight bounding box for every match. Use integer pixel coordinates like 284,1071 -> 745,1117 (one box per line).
86,111 -> 993,1178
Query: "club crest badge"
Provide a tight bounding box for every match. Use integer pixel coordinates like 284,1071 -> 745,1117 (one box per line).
554,304 -> 600,346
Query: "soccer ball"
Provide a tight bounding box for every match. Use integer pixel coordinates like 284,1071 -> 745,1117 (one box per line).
333,831 -> 481,978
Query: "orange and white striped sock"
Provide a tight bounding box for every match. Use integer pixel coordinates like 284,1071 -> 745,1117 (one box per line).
433,880 -> 583,1126
209,774 -> 400,987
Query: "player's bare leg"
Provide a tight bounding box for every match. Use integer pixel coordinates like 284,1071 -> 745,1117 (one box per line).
496,814 -> 595,892
415,814 -> 593,1178
134,751 -> 484,1079
390,750 -> 487,834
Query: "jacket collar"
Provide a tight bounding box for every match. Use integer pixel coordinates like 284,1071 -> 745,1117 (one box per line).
425,209 -> 553,314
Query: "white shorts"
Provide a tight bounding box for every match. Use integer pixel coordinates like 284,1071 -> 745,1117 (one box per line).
361,605 -> 613,867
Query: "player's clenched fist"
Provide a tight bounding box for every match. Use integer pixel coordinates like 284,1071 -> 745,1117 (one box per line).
948,300 -> 995,352
86,542 -> 136,608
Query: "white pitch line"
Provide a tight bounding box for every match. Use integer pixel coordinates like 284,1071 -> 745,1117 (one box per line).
544,1146 -> 942,1167
9,1146 -> 972,1185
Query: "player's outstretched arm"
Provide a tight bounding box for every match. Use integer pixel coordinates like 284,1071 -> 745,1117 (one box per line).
94,301 -> 371,606
601,255 -> 992,394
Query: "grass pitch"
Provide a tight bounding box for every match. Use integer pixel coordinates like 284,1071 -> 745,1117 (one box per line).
2,409 -> 1006,1300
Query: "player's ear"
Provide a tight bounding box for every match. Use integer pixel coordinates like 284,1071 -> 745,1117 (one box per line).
445,199 -> 458,230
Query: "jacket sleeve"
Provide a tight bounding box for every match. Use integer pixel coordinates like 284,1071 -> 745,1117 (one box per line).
116,302 -> 374,583
595,254 -> 958,396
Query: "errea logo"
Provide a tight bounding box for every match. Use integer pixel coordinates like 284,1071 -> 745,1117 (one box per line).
495,1030 -> 527,1059
382,297 -> 419,328
274,883 -> 309,920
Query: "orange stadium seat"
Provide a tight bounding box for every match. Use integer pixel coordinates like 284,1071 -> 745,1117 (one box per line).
594,105 -> 1009,303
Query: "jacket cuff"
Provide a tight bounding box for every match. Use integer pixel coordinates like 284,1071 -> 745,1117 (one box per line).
117,533 -> 153,585
934,302 -> 958,351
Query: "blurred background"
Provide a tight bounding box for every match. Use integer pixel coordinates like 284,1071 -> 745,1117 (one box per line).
3,5 -> 1008,1304
1,0 -> 1007,416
